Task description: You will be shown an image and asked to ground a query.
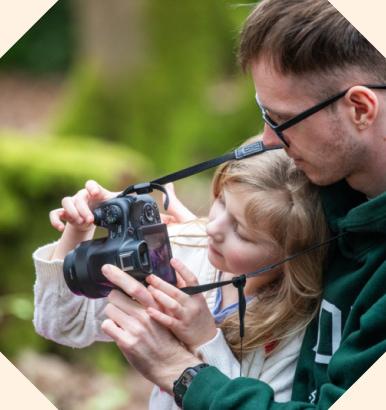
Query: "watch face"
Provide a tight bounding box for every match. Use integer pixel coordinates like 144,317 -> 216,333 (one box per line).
173,364 -> 209,408
182,368 -> 197,384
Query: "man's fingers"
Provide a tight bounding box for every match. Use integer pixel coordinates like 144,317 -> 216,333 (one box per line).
107,289 -> 147,319
101,318 -> 137,351
104,302 -> 133,330
101,318 -> 124,340
102,264 -> 157,309
170,259 -> 199,286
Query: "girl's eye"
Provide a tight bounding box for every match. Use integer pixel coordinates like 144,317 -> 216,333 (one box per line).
238,232 -> 250,242
233,222 -> 249,242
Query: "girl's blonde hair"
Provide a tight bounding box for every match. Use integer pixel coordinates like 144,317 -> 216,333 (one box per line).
212,137 -> 329,356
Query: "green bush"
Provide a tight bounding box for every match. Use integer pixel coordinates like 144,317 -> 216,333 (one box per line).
0,133 -> 151,358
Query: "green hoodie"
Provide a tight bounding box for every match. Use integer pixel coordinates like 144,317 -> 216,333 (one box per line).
184,180 -> 386,409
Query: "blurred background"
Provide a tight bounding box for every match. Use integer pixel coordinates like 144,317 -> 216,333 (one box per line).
0,1 -> 262,409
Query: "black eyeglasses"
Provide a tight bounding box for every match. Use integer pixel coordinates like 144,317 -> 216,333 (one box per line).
256,84 -> 386,147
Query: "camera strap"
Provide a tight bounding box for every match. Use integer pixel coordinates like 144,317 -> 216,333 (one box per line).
118,141 -> 283,209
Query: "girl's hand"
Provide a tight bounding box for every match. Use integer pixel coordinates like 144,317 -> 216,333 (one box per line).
146,258 -> 217,351
50,180 -> 118,259
160,183 -> 197,224
49,180 -> 117,233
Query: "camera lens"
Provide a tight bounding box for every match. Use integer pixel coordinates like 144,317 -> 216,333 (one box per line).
143,203 -> 155,222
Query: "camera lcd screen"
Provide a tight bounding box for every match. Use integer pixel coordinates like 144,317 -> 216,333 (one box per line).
139,224 -> 176,285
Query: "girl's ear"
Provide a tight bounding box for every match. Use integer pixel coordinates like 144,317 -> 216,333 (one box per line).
345,86 -> 379,130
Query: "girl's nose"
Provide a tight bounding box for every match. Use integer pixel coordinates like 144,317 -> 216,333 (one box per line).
206,220 -> 225,243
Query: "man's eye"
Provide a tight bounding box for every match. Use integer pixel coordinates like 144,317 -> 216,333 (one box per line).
267,111 -> 289,124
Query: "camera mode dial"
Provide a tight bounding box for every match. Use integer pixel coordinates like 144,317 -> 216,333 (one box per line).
104,205 -> 122,225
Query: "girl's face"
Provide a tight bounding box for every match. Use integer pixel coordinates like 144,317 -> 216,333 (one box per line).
206,184 -> 282,294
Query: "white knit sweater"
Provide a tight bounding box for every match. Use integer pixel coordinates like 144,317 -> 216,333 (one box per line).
33,221 -> 304,408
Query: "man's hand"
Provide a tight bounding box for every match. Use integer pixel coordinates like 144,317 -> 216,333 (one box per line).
101,264 -> 202,392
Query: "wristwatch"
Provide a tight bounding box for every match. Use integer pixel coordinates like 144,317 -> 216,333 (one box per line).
173,363 -> 210,408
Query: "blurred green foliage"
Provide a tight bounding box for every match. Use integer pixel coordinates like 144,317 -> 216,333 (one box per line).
54,0 -> 263,172
0,0 -> 262,375
0,133 -> 150,358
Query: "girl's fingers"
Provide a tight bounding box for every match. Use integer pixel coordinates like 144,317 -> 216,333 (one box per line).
160,213 -> 177,225
163,183 -> 196,223
85,179 -> 102,197
73,189 -> 94,223
147,307 -> 175,328
146,274 -> 189,304
147,286 -> 184,319
62,196 -> 83,224
175,271 -> 187,288
170,259 -> 199,287
49,208 -> 66,231
86,180 -> 117,201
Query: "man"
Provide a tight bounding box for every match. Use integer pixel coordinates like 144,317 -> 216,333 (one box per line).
101,0 -> 386,408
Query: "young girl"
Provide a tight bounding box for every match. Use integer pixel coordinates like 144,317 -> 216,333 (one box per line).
33,140 -> 328,407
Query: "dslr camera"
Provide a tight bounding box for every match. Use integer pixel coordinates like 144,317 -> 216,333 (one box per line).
63,194 -> 176,298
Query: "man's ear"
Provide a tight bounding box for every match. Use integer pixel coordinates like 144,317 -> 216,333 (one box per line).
345,86 -> 379,130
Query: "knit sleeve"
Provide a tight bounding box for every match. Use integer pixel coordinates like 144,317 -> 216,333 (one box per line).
33,242 -> 111,348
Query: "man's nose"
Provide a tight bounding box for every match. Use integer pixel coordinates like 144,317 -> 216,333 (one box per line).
262,124 -> 283,146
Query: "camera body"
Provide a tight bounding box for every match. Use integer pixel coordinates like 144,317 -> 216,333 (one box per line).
63,194 -> 176,298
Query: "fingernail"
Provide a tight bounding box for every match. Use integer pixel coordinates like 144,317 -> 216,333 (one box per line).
146,274 -> 154,283
150,274 -> 160,283
170,258 -> 178,267
102,264 -> 111,276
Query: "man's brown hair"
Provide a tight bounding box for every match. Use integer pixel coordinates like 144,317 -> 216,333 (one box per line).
239,0 -> 386,83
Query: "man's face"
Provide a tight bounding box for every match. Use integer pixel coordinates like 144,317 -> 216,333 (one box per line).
250,59 -> 363,186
